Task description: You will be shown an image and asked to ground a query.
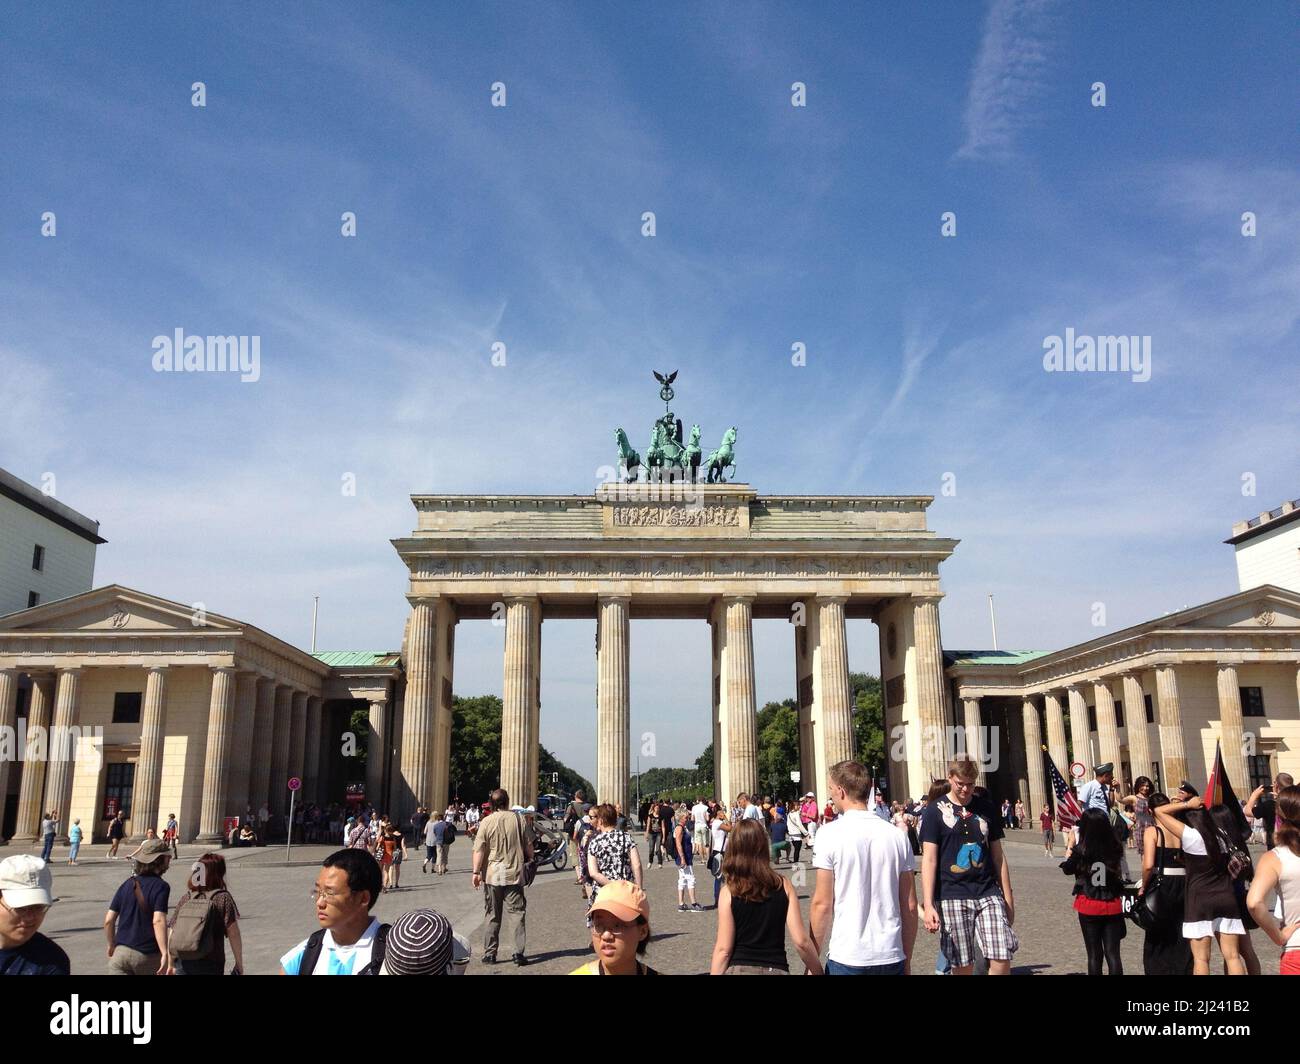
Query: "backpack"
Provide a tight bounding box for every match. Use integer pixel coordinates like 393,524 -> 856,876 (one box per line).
444,821 -> 457,844
295,923 -> 390,976
1109,805 -> 1131,843
169,890 -> 226,960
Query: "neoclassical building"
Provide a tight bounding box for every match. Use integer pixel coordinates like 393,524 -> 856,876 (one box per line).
1,483 -> 1298,843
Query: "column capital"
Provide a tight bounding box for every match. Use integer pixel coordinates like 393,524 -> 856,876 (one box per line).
910,594 -> 944,607
1064,682 -> 1083,693
502,594 -> 540,606
812,594 -> 849,607
960,693 -> 981,706
56,665 -> 83,677
1216,660 -> 1241,672
147,664 -> 171,675
210,665 -> 238,677
721,593 -> 756,606
597,593 -> 632,606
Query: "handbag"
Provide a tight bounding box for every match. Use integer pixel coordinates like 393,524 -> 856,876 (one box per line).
1129,828 -> 1172,931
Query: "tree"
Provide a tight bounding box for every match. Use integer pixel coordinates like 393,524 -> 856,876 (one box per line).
756,699 -> 800,799
850,672 -> 885,775
446,694 -> 591,806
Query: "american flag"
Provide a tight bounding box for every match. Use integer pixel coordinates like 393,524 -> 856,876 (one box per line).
1043,746 -> 1082,830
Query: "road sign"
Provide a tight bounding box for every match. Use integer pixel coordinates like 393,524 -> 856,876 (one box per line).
288,776 -> 302,791
1070,762 -> 1086,780
790,771 -> 801,783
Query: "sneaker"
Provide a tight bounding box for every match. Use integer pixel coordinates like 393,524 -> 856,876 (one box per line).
678,904 -> 687,912
513,954 -> 529,967
691,903 -> 703,912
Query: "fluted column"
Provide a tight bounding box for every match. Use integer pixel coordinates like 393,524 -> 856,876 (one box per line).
962,697 -> 986,787
1022,698 -> 1047,820
366,698 -> 387,811
0,670 -> 19,839
722,596 -> 758,799
268,684 -> 293,815
596,596 -> 631,812
501,597 -> 541,808
247,678 -> 276,813
400,598 -> 459,822
288,691 -> 308,785
1155,665 -> 1188,791
130,667 -> 169,839
13,676 -> 55,842
1093,679 -> 1122,779
1216,664 -> 1249,792
1066,684 -> 1090,771
303,695 -> 323,803
1121,673 -> 1153,786
814,597 -> 854,776
225,672 -> 258,817
196,666 -> 237,842
42,668 -> 82,841
430,608 -> 457,814
912,596 -> 948,784
1044,690 -> 1069,784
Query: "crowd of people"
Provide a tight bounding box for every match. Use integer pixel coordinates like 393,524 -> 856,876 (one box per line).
3,763 -> 1299,977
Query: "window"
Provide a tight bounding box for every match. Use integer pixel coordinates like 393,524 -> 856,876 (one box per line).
1144,694 -> 1155,724
1114,700 -> 1125,728
32,544 -> 45,571
111,692 -> 143,724
1248,754 -> 1271,791
1240,687 -> 1265,717
1087,705 -> 1096,732
26,591 -> 39,608
103,762 -> 135,819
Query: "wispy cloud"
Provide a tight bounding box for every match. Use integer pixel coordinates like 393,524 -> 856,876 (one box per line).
955,0 -> 1058,162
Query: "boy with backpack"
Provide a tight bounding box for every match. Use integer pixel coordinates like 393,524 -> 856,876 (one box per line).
280,849 -> 389,975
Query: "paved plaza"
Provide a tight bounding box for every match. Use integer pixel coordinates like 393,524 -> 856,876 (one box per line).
20,826 -> 1279,976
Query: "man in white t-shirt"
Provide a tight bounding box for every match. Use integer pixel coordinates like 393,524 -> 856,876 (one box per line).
736,793 -> 763,823
691,799 -> 710,855
809,760 -> 917,975
280,849 -> 387,975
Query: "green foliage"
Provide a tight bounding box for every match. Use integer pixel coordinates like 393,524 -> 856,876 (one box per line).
756,699 -> 800,799
349,707 -> 370,766
850,672 -> 886,772
447,694 -> 592,805
694,742 -> 714,782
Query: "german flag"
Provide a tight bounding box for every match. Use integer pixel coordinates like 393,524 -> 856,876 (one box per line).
1204,740 -> 1251,840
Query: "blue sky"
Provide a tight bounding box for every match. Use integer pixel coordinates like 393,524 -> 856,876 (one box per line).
3,3 -> 1297,780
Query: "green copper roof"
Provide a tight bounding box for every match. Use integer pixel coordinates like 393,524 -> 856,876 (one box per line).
312,651 -> 401,668
943,650 -> 1052,668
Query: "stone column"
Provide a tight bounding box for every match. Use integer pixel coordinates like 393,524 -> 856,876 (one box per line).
1155,665 -> 1188,792
912,596 -> 949,784
303,695 -> 323,803
1121,673 -> 1153,787
1044,690 -> 1069,783
712,611 -> 724,799
596,596 -> 631,813
430,609 -> 457,815
527,606 -> 542,809
288,691 -> 308,784
722,596 -> 758,799
961,697 -> 986,787
1066,685 -> 1090,770
42,668 -> 82,841
399,598 -> 437,820
1093,679 -> 1122,779
366,697 -> 387,812
247,678 -> 276,813
812,597 -> 854,783
268,684 -> 293,815
1216,664 -> 1249,792
225,672 -> 258,818
196,666 -> 237,843
0,670 -> 19,838
500,597 -> 541,809
130,667 -> 169,839
792,609 -> 815,800
1022,698 -> 1047,820
13,676 -> 54,842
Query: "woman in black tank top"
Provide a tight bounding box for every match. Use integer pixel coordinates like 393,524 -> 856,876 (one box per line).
709,820 -> 823,975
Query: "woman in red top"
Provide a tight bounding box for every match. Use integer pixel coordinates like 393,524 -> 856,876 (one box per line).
1061,808 -> 1126,974
1040,806 -> 1055,856
822,801 -> 836,824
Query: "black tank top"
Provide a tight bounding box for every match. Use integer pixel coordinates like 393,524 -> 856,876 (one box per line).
729,886 -> 789,971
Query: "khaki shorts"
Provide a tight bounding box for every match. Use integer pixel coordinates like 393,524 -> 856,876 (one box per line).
108,945 -> 161,976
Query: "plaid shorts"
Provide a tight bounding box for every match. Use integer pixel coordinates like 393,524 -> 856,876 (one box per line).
940,894 -> 1019,968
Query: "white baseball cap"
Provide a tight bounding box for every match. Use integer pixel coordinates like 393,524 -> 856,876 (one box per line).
0,854 -> 54,907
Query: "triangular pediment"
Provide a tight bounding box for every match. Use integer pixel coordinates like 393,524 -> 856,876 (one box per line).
0,586 -> 243,634
1154,585 -> 1300,632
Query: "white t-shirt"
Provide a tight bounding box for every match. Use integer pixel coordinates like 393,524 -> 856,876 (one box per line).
812,808 -> 915,967
1181,825 -> 1207,856
280,917 -> 381,975
691,803 -> 709,828
740,804 -> 763,822
710,819 -> 727,853
787,808 -> 805,836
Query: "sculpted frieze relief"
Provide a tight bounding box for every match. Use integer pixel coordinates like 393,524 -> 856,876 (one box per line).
415,553 -> 939,581
611,503 -> 740,527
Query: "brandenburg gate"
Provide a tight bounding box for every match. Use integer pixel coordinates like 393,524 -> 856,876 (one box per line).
390,481 -> 958,818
